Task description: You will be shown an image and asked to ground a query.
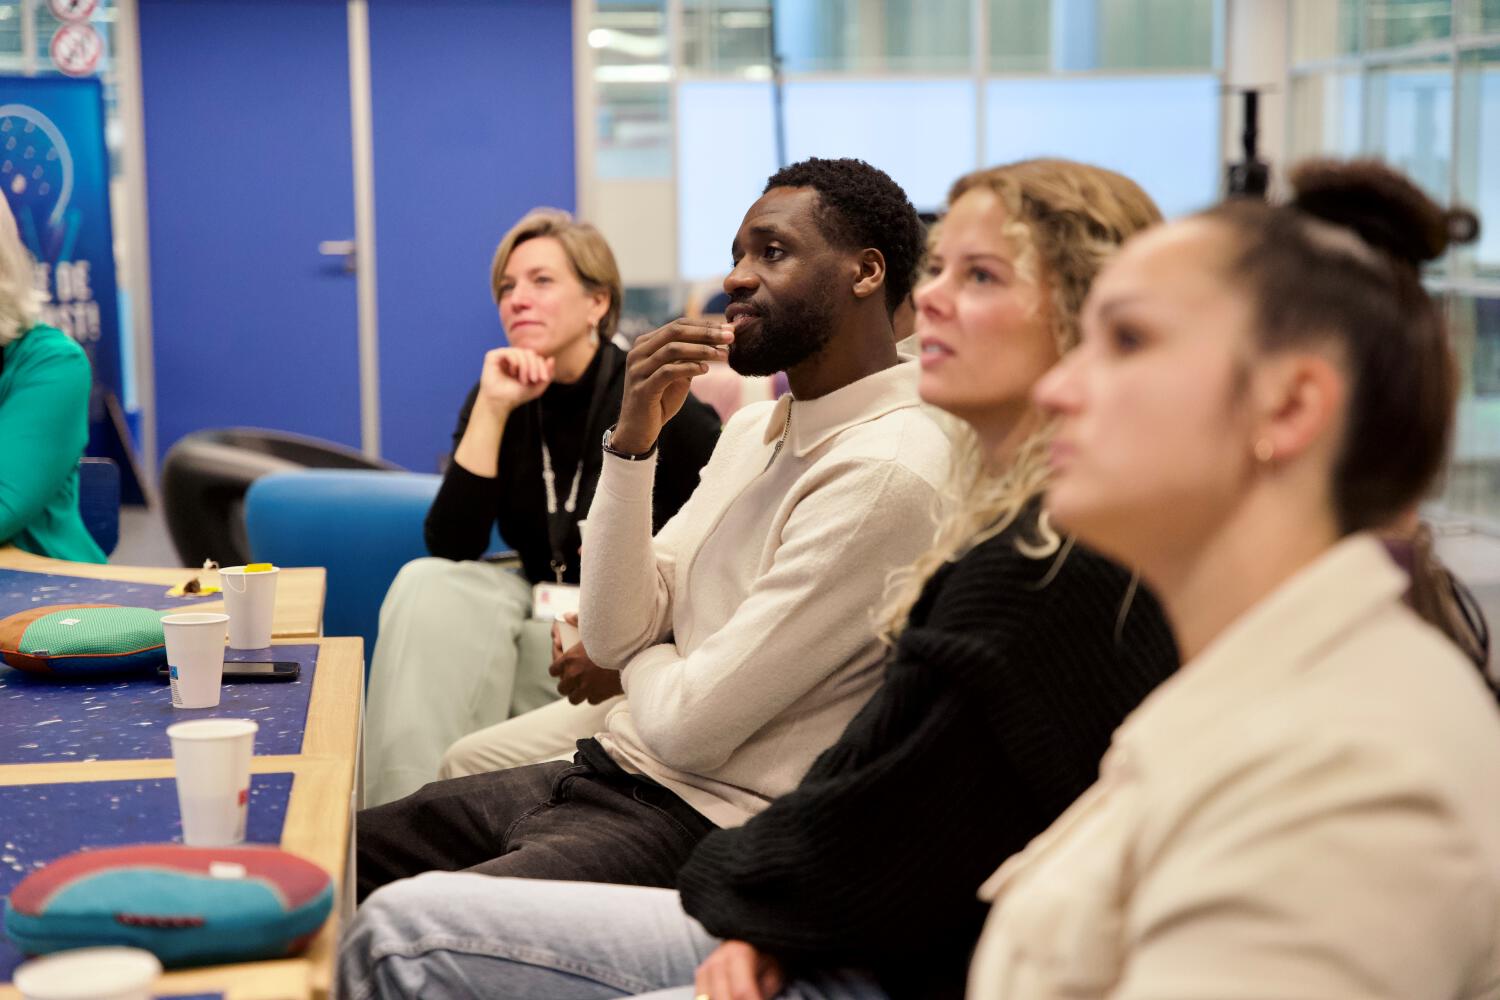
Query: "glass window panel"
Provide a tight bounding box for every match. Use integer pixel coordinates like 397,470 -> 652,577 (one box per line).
1364,0 -> 1451,50
1443,294 -> 1500,524
591,1 -> 669,76
596,84 -> 673,179
773,0 -> 972,74
988,0 -> 1050,73
783,80 -> 977,211
1291,0 -> 1362,62
591,2 -> 672,179
1096,0 -> 1217,70
985,75 -> 1221,218
1457,48 -> 1500,279
1460,0 -> 1500,32
1289,70 -> 1364,162
684,0 -> 974,74
676,78 -> 978,280
1364,57 -> 1452,206
677,81 -> 779,281
0,3 -> 23,74
682,0 -> 772,75
619,286 -> 678,339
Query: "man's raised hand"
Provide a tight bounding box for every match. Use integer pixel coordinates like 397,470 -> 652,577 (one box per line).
610,319 -> 732,455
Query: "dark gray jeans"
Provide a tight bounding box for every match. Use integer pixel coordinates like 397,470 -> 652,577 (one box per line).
356,745 -> 716,902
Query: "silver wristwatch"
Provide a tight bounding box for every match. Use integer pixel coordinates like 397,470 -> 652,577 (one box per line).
601,425 -> 658,461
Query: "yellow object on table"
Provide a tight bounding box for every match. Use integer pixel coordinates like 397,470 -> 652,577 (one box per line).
0,547 -> 325,639
165,581 -> 221,597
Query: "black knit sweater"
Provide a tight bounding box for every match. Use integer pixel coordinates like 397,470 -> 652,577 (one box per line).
676,507 -> 1179,999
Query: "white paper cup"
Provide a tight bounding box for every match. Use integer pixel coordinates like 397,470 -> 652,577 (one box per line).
167,718 -> 258,846
13,946 -> 161,1000
220,565 -> 279,649
161,612 -> 229,709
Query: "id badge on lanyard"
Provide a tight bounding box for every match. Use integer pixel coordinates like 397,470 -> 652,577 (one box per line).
538,345 -> 619,586
532,581 -> 581,622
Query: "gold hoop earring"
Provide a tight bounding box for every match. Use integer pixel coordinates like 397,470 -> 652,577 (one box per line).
1254,439 -> 1275,464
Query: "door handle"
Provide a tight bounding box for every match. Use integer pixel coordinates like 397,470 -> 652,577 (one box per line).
319,239 -> 357,274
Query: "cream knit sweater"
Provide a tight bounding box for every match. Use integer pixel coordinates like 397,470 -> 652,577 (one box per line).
581,361 -> 951,828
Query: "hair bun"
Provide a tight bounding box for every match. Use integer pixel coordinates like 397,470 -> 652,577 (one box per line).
1288,158 -> 1478,269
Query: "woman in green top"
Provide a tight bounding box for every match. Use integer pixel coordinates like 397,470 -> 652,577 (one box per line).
0,197 -> 105,563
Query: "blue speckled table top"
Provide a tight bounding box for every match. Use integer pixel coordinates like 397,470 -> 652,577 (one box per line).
0,645 -> 321,765
0,568 -> 220,619
0,772 -> 293,983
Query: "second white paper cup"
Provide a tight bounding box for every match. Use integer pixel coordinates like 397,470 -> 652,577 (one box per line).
13,946 -> 162,1000
167,718 -> 258,847
161,612 -> 228,709
220,565 -> 279,649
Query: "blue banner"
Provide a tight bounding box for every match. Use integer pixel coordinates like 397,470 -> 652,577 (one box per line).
0,75 -> 134,492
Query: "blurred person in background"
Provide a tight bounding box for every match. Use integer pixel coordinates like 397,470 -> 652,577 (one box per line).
0,196 -> 104,564
364,208 -> 719,807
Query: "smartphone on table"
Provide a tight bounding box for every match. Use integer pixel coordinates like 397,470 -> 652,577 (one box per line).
157,661 -> 300,682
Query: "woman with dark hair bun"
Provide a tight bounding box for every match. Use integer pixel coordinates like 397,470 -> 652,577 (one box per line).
969,160 -> 1500,997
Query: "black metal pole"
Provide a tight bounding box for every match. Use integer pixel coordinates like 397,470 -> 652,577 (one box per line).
1225,87 -> 1270,199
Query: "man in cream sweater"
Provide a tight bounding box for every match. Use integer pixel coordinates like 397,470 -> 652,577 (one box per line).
353,158 -> 950,901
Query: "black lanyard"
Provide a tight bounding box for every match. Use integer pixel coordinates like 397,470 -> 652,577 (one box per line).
539,344 -> 619,583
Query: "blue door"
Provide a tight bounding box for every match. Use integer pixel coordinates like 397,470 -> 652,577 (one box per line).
139,0 -> 362,462
367,0 -> 575,472
138,0 -> 577,471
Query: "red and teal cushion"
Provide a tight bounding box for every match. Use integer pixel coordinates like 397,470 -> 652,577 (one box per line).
0,605 -> 168,676
3,844 -> 333,967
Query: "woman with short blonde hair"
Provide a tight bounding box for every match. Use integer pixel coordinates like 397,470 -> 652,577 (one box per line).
363,208 -> 719,808
0,197 -> 104,563
489,208 -> 623,345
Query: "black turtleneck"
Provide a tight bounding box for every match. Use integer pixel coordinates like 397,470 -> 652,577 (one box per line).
424,343 -> 720,584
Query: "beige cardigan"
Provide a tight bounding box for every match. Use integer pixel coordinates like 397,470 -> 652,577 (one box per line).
581,361 -> 951,829
968,535 -> 1500,999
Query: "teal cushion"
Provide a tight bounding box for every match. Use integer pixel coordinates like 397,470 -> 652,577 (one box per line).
4,844 -> 333,967
0,604 -> 167,676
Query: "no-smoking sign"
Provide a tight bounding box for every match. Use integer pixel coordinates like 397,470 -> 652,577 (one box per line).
47,0 -> 99,22
49,22 -> 103,77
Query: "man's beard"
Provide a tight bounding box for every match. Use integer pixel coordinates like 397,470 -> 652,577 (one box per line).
726,284 -> 838,377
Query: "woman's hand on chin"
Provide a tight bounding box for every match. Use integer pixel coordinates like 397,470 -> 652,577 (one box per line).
478,346 -> 554,415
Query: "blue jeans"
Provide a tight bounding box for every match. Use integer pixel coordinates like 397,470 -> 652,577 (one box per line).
338,873 -> 889,1000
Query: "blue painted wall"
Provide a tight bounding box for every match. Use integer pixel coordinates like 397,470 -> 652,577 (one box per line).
370,0 -> 576,472
139,0 -> 362,462
139,0 -> 577,472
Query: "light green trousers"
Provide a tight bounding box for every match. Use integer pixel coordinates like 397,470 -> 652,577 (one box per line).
362,557 -> 558,807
